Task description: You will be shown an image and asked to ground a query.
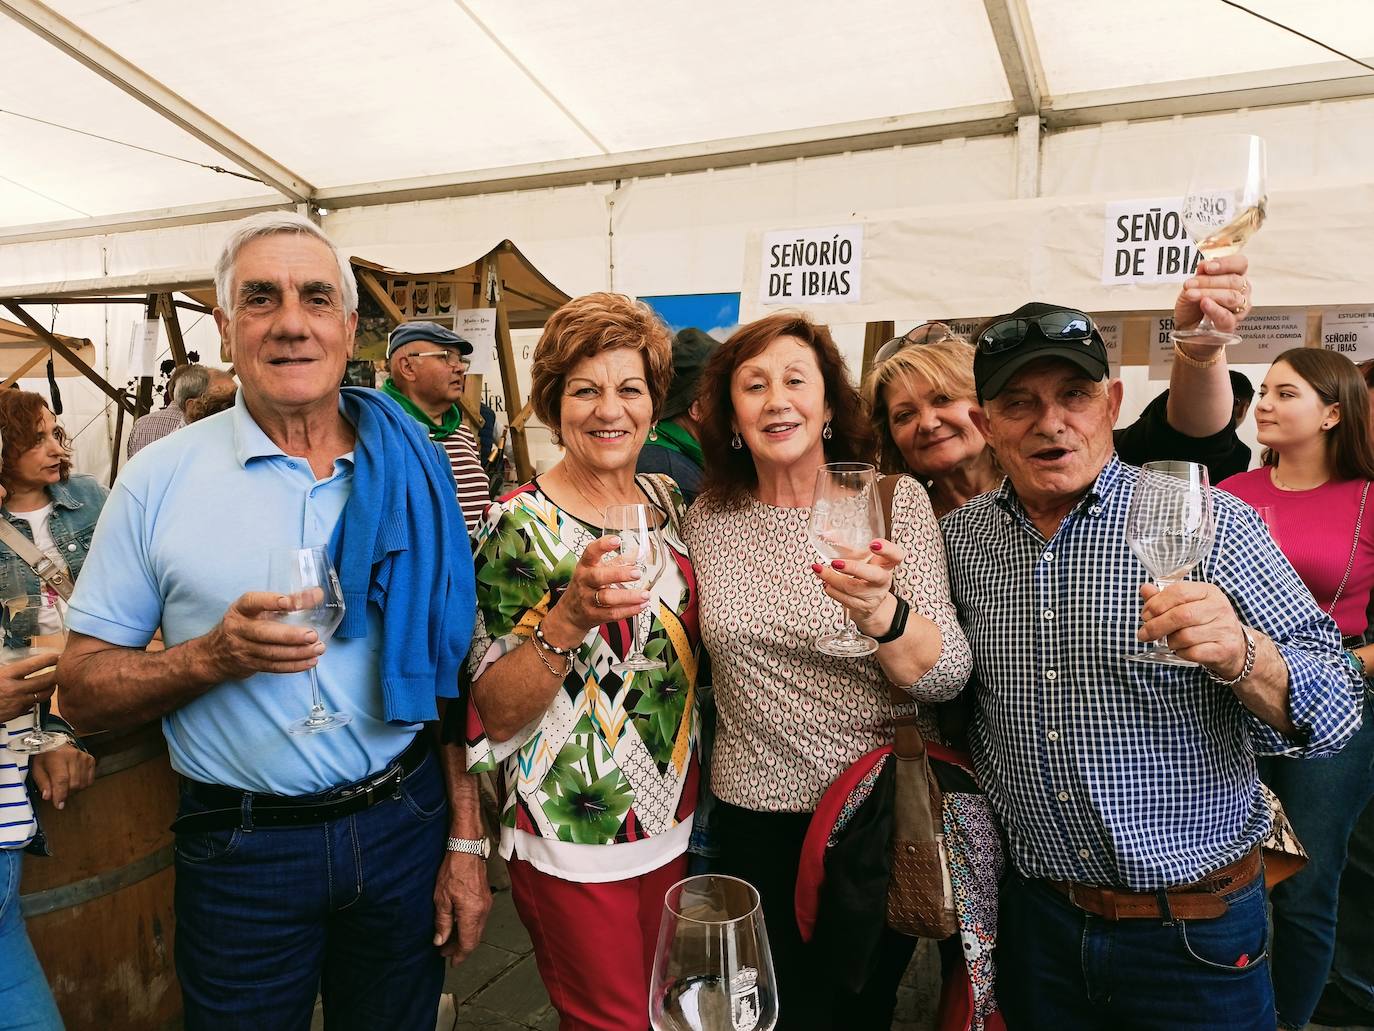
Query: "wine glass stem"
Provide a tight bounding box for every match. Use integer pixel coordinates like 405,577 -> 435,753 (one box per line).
841,606 -> 858,642
631,604 -> 645,659
30,701 -> 42,735
307,666 -> 327,716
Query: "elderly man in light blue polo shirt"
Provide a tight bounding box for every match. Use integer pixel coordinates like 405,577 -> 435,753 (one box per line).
57,212 -> 490,1031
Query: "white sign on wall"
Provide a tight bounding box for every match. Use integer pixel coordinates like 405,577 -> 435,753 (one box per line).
1320,308 -> 1374,362
759,224 -> 863,305
1094,317 -> 1123,377
1101,197 -> 1203,286
1230,309 -> 1307,365
1148,316 -> 1177,380
455,309 -> 499,376
126,318 -> 160,378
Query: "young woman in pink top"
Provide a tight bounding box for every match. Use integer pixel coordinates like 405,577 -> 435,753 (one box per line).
1219,347 -> 1374,1031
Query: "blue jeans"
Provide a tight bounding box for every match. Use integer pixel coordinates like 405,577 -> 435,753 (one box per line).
1260,692 -> 1374,1028
1331,789 -> 1374,1009
997,871 -> 1275,1030
0,849 -> 62,1031
173,751 -> 448,1031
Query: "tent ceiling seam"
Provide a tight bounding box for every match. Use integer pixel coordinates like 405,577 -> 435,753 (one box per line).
450,0 -> 610,155
0,0 -> 315,203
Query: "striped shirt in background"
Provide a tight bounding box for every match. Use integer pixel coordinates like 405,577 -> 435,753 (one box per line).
438,423 -> 491,534
942,455 -> 1362,892
0,718 -> 37,850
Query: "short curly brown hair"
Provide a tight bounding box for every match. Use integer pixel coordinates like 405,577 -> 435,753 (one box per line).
697,312 -> 877,509
528,293 -> 672,443
0,391 -> 70,490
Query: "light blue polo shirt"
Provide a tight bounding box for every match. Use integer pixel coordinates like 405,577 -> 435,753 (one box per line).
67,395 -> 418,795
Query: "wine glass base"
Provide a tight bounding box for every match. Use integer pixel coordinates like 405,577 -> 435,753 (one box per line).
6,729 -> 73,755
815,632 -> 879,658
611,657 -> 667,673
287,712 -> 352,736
1125,649 -> 1201,668
1171,327 -> 1241,348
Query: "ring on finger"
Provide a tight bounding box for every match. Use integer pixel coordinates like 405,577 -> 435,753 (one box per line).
593,588 -> 606,608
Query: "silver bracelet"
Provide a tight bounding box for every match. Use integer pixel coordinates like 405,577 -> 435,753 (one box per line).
1206,626 -> 1256,688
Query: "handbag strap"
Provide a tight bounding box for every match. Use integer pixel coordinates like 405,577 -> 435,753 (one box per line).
875,474 -> 927,758
1326,480 -> 1370,615
0,518 -> 73,601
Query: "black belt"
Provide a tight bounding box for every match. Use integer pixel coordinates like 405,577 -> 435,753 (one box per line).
171,734 -> 432,834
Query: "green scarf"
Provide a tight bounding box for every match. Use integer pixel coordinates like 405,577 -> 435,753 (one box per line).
650,419 -> 703,468
382,378 -> 462,440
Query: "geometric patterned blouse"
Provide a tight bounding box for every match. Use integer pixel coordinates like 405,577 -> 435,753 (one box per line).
465,474 -> 699,865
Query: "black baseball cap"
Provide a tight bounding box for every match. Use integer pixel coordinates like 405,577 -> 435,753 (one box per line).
973,302 -> 1109,403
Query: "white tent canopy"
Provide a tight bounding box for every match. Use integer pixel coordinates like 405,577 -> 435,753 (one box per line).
2,0 -> 1374,239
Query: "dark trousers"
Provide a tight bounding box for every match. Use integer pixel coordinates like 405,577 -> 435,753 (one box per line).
172,752 -> 448,1031
998,871 -> 1275,1031
1331,791 -> 1374,1010
1260,691 -> 1374,1028
711,800 -> 917,1031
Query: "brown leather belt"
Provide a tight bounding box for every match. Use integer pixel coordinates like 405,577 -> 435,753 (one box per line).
1044,847 -> 1261,921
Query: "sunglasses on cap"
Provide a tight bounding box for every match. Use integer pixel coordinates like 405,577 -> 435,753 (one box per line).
873,321 -> 958,364
975,309 -> 1098,354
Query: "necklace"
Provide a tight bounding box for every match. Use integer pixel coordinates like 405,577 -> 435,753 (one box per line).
1271,467 -> 1329,492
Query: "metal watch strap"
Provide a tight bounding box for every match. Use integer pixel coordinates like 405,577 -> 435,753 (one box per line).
446,836 -> 490,858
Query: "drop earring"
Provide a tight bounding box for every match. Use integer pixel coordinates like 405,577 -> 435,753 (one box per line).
731,432 -> 743,450
822,421 -> 833,440
649,422 -> 659,441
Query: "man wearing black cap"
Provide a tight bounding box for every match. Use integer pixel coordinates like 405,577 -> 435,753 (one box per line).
383,321 -> 491,533
635,327 -> 717,505
940,302 -> 1361,1029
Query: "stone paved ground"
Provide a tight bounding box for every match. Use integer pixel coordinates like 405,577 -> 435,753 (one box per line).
435,887 -> 940,1030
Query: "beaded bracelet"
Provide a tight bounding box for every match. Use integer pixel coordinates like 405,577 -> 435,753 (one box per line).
534,621 -> 576,656
530,635 -> 572,678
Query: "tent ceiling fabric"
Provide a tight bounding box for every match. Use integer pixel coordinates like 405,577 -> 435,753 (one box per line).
0,0 -> 1371,232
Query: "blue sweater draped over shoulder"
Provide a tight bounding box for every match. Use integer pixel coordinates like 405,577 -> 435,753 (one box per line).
331,387 -> 475,724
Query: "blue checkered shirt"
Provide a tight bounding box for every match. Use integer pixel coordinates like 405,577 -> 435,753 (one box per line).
941,455 -> 1362,890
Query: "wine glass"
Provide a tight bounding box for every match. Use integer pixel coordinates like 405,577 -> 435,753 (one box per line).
1172,134 -> 1267,348
1255,506 -> 1282,550
1125,462 -> 1216,666
1,592 -> 71,755
267,546 -> 350,735
649,874 -> 778,1031
603,504 -> 667,673
808,463 -> 883,657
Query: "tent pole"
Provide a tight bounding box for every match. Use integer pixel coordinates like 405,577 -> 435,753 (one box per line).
158,292 -> 189,366
861,321 -> 895,380
1,302 -> 136,416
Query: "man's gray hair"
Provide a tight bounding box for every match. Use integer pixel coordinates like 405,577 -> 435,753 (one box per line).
170,365 -> 213,408
213,211 -> 358,318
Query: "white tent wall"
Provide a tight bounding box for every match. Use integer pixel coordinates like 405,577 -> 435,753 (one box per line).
3,95 -> 1374,479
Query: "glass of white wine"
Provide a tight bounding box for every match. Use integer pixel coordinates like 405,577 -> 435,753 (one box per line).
808,463 -> 883,657
1125,462 -> 1216,667
1172,134 -> 1267,348
603,504 -> 667,673
268,546 -> 350,735
2,591 -> 71,755
649,874 -> 777,1031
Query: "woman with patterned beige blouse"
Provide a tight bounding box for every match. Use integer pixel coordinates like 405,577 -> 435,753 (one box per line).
681,312 -> 972,1030
465,294 -> 700,1031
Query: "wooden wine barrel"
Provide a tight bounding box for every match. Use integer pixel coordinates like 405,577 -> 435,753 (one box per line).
19,722 -> 182,1031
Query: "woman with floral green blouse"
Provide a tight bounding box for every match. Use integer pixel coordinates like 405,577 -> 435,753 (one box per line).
466,293 -> 698,1031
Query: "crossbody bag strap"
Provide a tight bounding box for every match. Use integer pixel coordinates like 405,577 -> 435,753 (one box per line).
876,474 -> 925,745
1327,480 -> 1370,615
0,519 -> 73,601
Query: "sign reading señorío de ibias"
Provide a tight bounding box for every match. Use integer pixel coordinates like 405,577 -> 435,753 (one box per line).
759,225 -> 863,305
1101,198 -> 1204,286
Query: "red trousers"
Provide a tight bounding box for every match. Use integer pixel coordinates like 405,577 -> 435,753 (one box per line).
508,853 -> 688,1031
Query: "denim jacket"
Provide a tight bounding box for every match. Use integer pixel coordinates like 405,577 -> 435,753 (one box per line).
0,474 -> 108,600
0,474 -> 106,856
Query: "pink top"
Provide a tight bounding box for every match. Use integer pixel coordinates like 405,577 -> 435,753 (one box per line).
1219,467 -> 1374,638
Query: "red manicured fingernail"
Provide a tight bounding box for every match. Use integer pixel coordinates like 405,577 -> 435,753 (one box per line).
870,541 -> 882,551
811,563 -> 823,574
832,560 -> 846,570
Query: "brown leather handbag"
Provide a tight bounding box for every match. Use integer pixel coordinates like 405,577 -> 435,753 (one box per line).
875,474 -> 959,938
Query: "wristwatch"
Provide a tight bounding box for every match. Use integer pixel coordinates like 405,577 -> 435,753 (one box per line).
446,836 -> 491,859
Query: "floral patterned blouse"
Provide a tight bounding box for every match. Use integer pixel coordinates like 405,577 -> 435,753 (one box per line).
465,474 -> 700,881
